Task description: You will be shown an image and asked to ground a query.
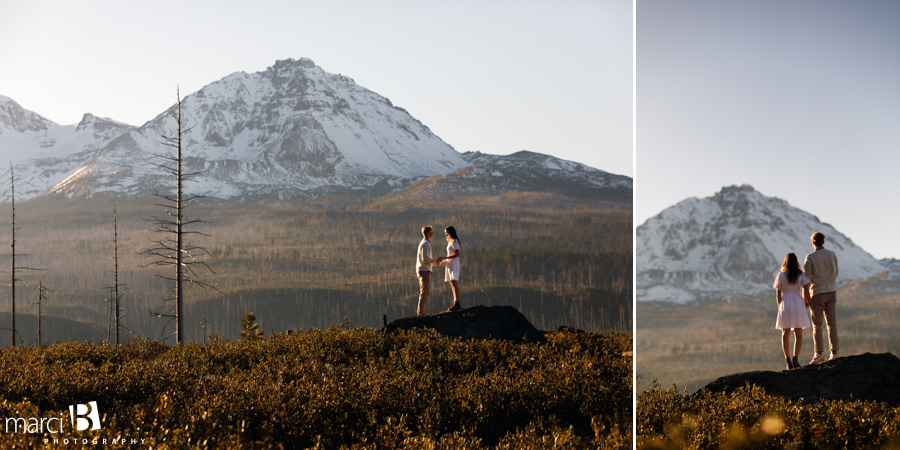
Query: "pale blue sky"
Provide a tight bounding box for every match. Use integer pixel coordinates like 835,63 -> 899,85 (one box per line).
638,0 -> 900,259
0,0 -> 633,177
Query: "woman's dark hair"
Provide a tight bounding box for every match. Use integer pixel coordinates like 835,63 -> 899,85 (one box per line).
445,226 -> 460,244
781,253 -> 803,284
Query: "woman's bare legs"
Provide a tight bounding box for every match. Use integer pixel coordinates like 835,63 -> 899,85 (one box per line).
450,280 -> 460,306
781,329 -> 791,359
793,328 -> 803,359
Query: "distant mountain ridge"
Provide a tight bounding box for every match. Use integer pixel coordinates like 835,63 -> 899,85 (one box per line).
0,59 -> 630,203
637,185 -> 885,303
386,150 -> 632,202
0,94 -> 136,199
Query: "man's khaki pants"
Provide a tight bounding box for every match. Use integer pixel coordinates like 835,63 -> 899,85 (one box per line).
809,292 -> 838,355
417,271 -> 431,316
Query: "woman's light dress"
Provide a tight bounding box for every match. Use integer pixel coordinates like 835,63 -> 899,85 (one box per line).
774,272 -> 812,330
445,239 -> 460,282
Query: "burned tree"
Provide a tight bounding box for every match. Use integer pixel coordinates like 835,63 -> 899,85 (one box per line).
107,207 -> 127,345
35,280 -> 48,347
7,165 -> 43,347
9,164 -> 17,347
141,88 -> 216,344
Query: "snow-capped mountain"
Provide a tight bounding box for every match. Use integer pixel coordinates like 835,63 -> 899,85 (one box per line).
384,150 -> 632,202
637,185 -> 885,303
0,95 -> 135,198
461,150 -> 632,193
0,58 -> 630,202
386,150 -> 632,204
47,58 -> 467,200
0,94 -> 55,135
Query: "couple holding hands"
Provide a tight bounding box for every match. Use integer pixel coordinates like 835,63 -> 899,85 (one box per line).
774,231 -> 840,370
416,225 -> 462,316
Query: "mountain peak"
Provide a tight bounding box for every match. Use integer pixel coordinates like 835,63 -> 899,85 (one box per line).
717,184 -> 756,195
637,185 -> 884,303
76,113 -> 97,130
0,95 -> 55,134
47,57 -> 468,199
269,57 -> 317,72
0,61 -> 630,204
75,113 -> 133,135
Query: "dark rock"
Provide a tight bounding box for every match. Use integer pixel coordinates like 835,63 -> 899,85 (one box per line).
384,305 -> 547,344
700,352 -> 900,405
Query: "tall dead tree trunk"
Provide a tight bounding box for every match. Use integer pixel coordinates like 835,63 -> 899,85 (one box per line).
7,165 -> 43,347
142,88 -> 216,344
108,207 -> 125,345
36,280 -> 47,347
10,165 -> 16,347
107,287 -> 112,344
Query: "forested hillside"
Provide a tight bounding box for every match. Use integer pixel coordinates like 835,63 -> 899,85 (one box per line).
0,193 -> 631,345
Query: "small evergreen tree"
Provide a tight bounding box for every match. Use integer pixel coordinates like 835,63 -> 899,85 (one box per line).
240,312 -> 263,341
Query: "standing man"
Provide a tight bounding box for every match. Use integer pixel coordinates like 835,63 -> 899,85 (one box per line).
803,231 -> 839,364
416,226 -> 444,316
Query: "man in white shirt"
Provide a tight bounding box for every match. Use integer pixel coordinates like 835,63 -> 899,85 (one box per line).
416,226 -> 444,316
803,231 -> 839,365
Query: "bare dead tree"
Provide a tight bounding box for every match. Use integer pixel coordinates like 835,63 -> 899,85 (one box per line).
10,164 -> 16,347
35,280 -> 48,347
140,88 -> 218,344
106,206 -> 127,345
7,164 -> 44,347
106,286 -> 113,344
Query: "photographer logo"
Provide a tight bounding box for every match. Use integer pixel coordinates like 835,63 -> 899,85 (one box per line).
69,401 -> 100,431
3,401 -> 101,434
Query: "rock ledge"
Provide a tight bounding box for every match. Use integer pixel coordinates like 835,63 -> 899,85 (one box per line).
385,305 -> 547,344
700,352 -> 900,405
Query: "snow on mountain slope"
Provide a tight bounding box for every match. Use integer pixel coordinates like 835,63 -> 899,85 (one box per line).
463,151 -> 620,180
2,58 -> 629,202
384,150 -> 632,201
637,185 -> 885,303
462,150 -> 632,190
384,150 -> 633,202
0,96 -> 136,199
48,58 -> 468,200
0,94 -> 55,136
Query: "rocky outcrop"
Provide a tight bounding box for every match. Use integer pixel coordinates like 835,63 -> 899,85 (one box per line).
384,305 -> 547,344
700,352 -> 900,405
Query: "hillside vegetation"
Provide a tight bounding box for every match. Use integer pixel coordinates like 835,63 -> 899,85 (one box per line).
638,381 -> 900,449
0,326 -> 632,449
0,193 -> 631,345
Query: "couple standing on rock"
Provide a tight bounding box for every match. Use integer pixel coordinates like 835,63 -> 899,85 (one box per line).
415,225 -> 462,316
774,231 -> 839,370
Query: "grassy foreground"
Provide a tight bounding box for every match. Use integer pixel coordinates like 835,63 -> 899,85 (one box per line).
0,326 -> 631,449
638,380 -> 900,449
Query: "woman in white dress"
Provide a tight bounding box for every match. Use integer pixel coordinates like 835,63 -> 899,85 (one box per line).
442,226 -> 462,311
774,252 -> 812,370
